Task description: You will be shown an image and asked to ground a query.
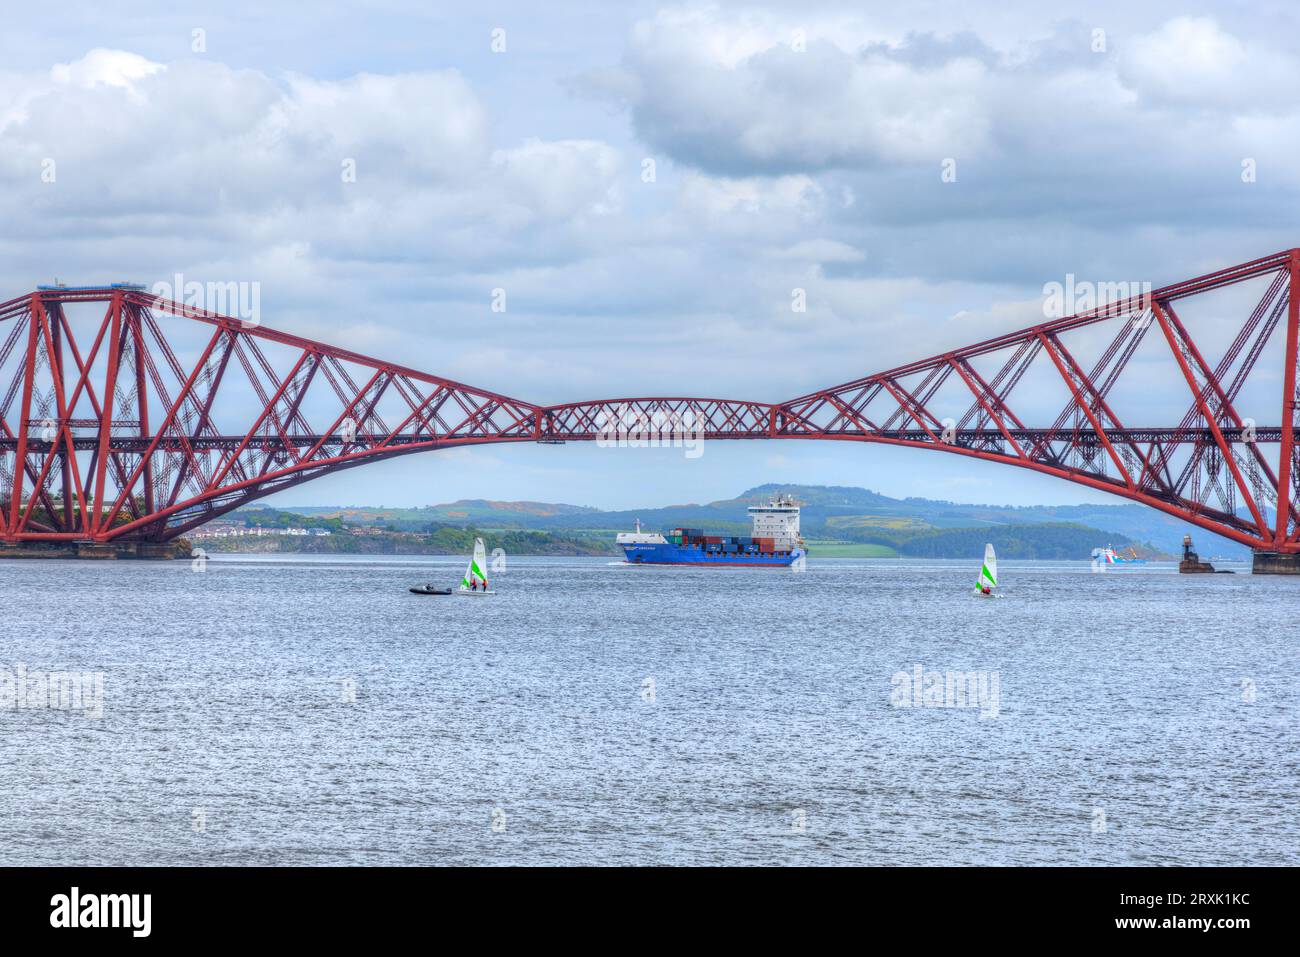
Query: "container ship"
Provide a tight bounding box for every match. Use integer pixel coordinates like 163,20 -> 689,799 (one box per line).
616,494 -> 806,567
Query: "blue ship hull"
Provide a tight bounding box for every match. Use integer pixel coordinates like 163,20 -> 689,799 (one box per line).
620,542 -> 804,567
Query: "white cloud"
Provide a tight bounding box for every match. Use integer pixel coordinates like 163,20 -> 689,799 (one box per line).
580,7 -> 1300,234
767,239 -> 866,263
51,48 -> 164,90
1118,17 -> 1299,109
608,7 -> 994,173
675,172 -> 824,239
493,139 -> 623,220
278,70 -> 490,180
0,51 -> 627,269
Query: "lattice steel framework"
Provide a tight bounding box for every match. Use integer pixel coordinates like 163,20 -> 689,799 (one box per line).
1,249 -> 1296,552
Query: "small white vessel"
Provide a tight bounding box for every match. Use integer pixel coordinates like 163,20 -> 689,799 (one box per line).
458,537 -> 495,596
1091,544 -> 1146,565
973,542 -> 999,597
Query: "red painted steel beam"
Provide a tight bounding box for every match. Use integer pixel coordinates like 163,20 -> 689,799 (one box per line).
783,249 -> 1297,405
1276,251 -> 1300,546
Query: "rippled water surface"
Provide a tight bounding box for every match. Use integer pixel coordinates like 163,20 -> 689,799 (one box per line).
0,554 -> 1295,866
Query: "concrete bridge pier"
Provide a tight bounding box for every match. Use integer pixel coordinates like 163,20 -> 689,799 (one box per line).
75,542 -> 118,560
0,540 -> 187,560
1252,551 -> 1300,575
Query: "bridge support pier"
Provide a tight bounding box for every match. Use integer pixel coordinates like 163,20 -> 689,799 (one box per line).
76,542 -> 118,560
133,542 -> 182,560
0,540 -> 188,560
1252,552 -> 1300,575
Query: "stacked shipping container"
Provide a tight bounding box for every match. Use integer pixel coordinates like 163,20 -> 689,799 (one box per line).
669,528 -> 788,555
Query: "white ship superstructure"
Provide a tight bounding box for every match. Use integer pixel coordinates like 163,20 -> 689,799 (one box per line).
747,494 -> 802,550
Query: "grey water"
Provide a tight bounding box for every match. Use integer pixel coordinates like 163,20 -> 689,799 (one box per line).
0,554 -> 1295,866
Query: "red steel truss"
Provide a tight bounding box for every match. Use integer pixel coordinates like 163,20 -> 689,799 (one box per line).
1,249 -> 1297,552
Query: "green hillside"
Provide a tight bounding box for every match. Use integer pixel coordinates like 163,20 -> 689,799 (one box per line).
227,482 -> 1199,559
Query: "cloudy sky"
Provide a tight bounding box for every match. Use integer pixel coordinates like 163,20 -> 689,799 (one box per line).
2,0 -> 1295,509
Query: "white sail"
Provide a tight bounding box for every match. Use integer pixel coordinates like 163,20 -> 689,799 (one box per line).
475,538 -> 488,587
460,537 -> 491,592
978,543 -> 998,590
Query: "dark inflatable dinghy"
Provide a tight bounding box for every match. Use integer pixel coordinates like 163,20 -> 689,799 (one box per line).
409,585 -> 453,595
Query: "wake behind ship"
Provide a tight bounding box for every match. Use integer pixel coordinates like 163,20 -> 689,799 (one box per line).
616,494 -> 806,567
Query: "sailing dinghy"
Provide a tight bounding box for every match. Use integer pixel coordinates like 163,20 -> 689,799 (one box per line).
458,537 -> 495,596
973,543 -> 1000,597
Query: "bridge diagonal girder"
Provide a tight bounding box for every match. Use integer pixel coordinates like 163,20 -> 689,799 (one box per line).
1,249 -> 1298,552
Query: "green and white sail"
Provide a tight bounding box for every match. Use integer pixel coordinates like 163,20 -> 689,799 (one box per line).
460,537 -> 490,591
978,543 -> 998,590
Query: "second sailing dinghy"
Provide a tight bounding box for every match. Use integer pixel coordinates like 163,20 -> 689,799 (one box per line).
973,543 -> 1000,598
458,537 -> 495,596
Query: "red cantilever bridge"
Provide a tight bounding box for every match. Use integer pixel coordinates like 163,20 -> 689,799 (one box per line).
1,249 -> 1298,568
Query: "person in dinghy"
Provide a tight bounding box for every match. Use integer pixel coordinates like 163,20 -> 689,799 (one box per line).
458,537 -> 496,596
973,543 -> 1000,597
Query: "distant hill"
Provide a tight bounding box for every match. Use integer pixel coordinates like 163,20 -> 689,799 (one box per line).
897,523 -> 1140,560
242,482 -> 1249,559
736,483 -> 899,509
286,500 -> 599,524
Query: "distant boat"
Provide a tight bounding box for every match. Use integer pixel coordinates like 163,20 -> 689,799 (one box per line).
1091,544 -> 1147,565
458,537 -> 495,596
973,543 -> 999,597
